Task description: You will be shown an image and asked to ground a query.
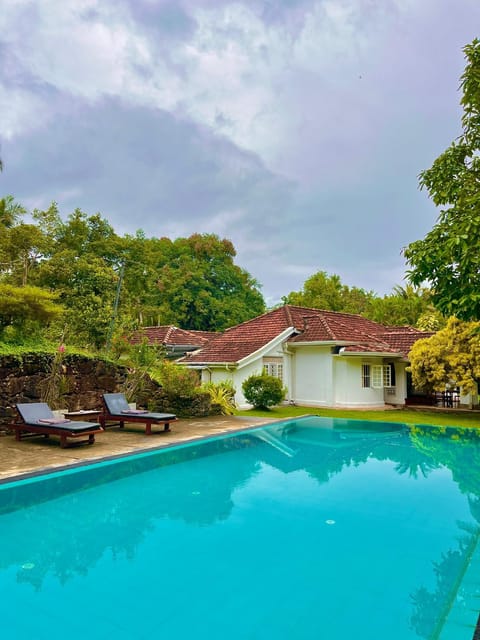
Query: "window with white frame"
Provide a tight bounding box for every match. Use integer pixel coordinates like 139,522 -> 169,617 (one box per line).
362,363 -> 395,389
371,365 -> 384,388
263,361 -> 284,382
383,364 -> 393,388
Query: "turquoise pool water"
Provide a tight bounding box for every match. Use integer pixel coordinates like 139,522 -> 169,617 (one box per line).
0,416 -> 479,639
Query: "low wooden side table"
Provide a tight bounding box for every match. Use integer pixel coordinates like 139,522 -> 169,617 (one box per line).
63,410 -> 102,423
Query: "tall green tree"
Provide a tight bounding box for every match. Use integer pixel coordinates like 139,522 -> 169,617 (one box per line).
408,317 -> 480,396
0,284 -> 63,340
0,198 -> 45,286
115,233 -> 171,328
365,284 -> 444,328
0,202 -> 266,344
38,251 -> 118,347
0,195 -> 26,228
155,234 -> 265,330
283,271 -> 374,314
3,223 -> 48,285
404,39 -> 480,320
33,208 -> 121,347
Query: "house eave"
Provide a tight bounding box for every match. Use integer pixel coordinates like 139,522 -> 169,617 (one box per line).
337,351 -> 403,358
179,362 -> 238,368
287,340 -> 351,347
237,327 -> 299,367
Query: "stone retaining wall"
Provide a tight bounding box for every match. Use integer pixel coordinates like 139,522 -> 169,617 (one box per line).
0,353 -> 213,423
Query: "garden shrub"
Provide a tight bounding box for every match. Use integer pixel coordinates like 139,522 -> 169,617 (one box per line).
119,339 -> 165,402
201,381 -> 236,415
242,373 -> 285,409
156,360 -> 200,397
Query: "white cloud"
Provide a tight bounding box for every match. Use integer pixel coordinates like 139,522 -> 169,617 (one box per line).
1,0 -> 480,303
0,1 -> 389,157
0,84 -> 49,139
0,0 -> 460,171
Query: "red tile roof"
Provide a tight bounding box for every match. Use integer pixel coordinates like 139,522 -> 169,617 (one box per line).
181,306 -> 299,364
181,305 -> 432,364
288,310 -> 386,343
131,326 -> 217,347
377,327 -> 434,358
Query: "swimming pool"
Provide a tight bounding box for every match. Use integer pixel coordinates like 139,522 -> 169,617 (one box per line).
0,415 -> 479,639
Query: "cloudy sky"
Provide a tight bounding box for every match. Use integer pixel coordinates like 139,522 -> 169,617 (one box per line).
1,0 -> 478,305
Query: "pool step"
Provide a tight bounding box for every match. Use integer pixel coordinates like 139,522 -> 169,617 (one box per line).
254,430 -> 297,457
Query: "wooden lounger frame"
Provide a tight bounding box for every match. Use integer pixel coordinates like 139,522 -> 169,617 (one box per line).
99,411 -> 177,435
7,407 -> 103,449
9,417 -> 103,448
100,394 -> 177,435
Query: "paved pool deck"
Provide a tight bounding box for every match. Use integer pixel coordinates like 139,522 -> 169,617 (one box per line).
0,415 -> 274,483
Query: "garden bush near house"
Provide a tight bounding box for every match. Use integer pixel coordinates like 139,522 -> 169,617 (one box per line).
201,381 -> 236,415
155,359 -> 201,397
242,373 -> 286,410
117,339 -> 165,403
157,390 -> 211,418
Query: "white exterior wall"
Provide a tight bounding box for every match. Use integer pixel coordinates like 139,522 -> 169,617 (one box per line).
290,346 -> 334,407
198,346 -> 407,409
199,341 -> 290,408
333,358 -> 407,407
332,357 -> 384,407
200,359 -> 266,408
231,343 -> 290,408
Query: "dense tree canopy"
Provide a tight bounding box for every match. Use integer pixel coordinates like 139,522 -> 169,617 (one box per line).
283,271 -> 441,328
366,285 -> 444,330
283,271 -> 374,314
404,39 -> 480,320
408,317 -> 480,396
155,234 -> 265,330
0,201 -> 265,347
0,284 -> 63,338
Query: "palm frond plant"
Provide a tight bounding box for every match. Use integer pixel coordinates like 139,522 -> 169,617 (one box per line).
201,381 -> 236,415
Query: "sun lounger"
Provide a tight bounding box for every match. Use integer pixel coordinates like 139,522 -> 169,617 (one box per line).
101,393 -> 177,435
11,403 -> 103,448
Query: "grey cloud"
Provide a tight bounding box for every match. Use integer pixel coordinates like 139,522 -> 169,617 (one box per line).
125,0 -> 197,41
2,0 -> 480,306
1,95 -> 294,244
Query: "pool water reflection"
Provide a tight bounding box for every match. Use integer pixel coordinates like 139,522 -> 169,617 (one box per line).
0,416 -> 479,639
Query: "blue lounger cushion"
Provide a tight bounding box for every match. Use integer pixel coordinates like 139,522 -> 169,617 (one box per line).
16,403 -> 101,432
103,393 -> 176,421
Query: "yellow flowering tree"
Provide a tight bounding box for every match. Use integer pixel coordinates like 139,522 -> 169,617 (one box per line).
408,317 -> 480,395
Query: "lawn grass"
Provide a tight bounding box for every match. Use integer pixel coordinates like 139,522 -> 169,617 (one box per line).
235,405 -> 480,429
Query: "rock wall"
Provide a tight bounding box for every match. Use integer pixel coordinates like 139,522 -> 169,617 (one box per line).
0,353 -> 127,422
0,353 -> 213,423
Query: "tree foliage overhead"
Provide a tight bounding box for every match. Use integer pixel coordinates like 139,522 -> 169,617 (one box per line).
404,39 -> 480,321
155,234 -> 265,331
0,284 -> 63,335
408,317 -> 480,395
283,271 -> 442,328
0,200 -> 265,347
366,285 -> 444,330
283,271 -> 374,314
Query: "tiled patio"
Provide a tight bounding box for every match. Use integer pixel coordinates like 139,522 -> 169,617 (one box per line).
0,415 -> 273,483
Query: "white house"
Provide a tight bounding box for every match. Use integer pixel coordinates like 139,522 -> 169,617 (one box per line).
180,305 -> 432,409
